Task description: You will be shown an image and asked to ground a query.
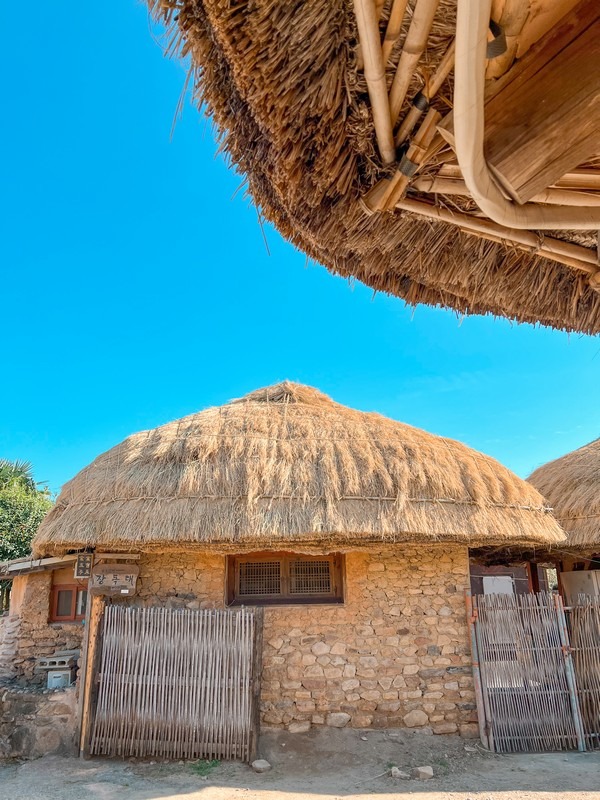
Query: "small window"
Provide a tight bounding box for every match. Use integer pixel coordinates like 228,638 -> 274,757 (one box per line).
50,585 -> 88,622
227,552 -> 344,606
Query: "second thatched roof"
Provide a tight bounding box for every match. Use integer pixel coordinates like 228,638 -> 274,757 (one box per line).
529,438 -> 600,551
33,382 -> 563,556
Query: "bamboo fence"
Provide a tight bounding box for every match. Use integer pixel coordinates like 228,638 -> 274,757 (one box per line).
568,600 -> 600,751
89,605 -> 258,761
473,593 -> 581,753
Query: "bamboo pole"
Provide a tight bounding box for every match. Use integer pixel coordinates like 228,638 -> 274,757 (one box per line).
388,0 -> 440,126
370,108 -> 441,210
412,175 -> 600,207
394,197 -> 600,276
381,0 -> 410,64
395,40 -> 455,145
353,0 -> 396,164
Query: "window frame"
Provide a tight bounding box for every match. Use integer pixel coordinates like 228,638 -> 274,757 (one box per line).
226,551 -> 344,606
49,584 -> 88,623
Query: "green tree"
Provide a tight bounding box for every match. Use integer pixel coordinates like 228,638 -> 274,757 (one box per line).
0,460 -> 53,562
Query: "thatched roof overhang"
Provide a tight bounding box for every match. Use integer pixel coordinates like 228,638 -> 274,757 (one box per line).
33,382 -> 564,556
144,0 -> 600,333
528,438 -> 600,552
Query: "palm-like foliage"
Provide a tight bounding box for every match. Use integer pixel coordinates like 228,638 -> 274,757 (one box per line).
0,459 -> 36,491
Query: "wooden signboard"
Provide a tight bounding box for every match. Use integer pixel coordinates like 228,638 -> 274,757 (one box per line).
90,564 -> 139,596
74,553 -> 93,579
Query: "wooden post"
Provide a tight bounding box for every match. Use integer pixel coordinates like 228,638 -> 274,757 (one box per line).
528,562 -> 541,593
465,590 -> 491,750
554,593 -> 587,752
78,594 -> 105,758
249,607 -> 264,762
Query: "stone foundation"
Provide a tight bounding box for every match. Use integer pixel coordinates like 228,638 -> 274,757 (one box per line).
0,684 -> 77,758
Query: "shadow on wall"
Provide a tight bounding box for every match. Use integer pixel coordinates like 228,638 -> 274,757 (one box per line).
0,684 -> 77,758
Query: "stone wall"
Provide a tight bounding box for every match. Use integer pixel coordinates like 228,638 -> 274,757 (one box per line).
132,547 -> 476,736
133,552 -> 226,609
0,684 -> 77,758
0,614 -> 20,681
260,547 -> 476,736
11,572 -> 84,685
4,548 -> 476,737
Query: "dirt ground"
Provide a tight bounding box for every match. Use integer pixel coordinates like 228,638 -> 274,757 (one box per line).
1,728 -> 599,800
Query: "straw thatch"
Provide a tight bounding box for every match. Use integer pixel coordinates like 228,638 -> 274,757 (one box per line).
529,438 -> 600,551
144,0 -> 600,333
33,382 -> 563,556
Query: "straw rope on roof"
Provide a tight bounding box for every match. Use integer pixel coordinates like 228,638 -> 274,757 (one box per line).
528,438 -> 600,551
144,0 -> 600,333
33,382 -> 564,556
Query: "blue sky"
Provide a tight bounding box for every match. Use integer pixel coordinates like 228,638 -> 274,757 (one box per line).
1,0 -> 598,495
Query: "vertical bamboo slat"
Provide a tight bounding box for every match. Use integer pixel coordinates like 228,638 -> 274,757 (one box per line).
89,605 -> 259,761
474,593 -> 579,753
568,599 -> 600,751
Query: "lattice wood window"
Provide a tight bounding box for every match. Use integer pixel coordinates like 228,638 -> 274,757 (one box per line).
227,552 -> 344,606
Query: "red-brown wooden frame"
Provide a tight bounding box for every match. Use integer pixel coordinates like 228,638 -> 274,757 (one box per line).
226,551 -> 345,606
50,584 -> 87,622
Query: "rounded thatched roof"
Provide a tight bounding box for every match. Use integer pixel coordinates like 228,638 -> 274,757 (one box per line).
144,0 -> 600,333
33,382 -> 563,555
529,439 -> 600,551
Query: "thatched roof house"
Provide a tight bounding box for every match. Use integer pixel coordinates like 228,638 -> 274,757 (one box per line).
145,0 -> 600,332
33,382 -> 563,556
2,383 -> 566,755
529,438 -> 600,554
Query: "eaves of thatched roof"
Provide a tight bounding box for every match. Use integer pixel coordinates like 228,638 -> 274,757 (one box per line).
143,0 -> 600,333
528,438 -> 600,551
33,382 -> 564,556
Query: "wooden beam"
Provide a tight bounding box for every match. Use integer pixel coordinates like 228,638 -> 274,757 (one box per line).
483,0 -> 600,203
438,164 -> 600,194
413,175 -> 600,206
393,197 -> 600,276
4,554 -> 78,574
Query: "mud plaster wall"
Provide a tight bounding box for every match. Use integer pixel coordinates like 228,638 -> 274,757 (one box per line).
132,547 -> 476,736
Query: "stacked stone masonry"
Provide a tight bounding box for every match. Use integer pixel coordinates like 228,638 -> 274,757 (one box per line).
130,547 -> 476,736
10,572 -> 84,685
2,547 -> 477,737
0,685 -> 77,758
0,614 -> 20,681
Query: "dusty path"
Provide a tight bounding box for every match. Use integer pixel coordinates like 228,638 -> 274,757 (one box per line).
1,729 -> 599,800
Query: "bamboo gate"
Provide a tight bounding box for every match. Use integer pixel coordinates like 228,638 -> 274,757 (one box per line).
468,592 -> 600,753
84,605 -> 263,761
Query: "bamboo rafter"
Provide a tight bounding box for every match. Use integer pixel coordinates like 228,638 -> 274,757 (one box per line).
394,197 -> 600,285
